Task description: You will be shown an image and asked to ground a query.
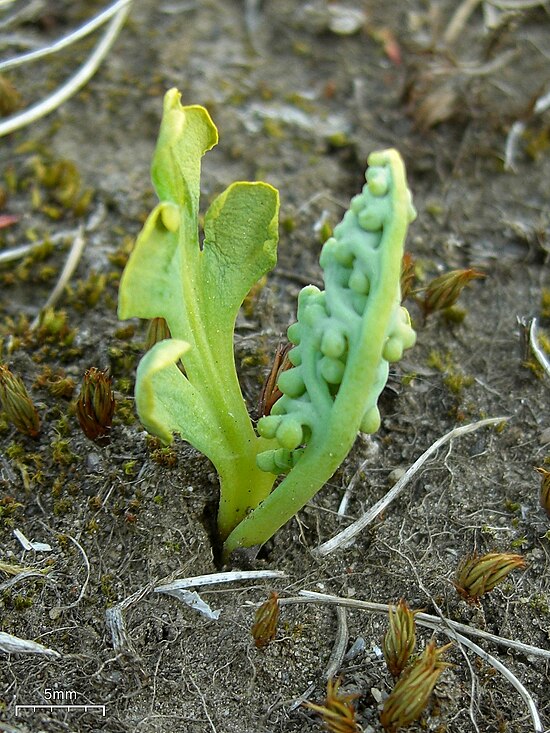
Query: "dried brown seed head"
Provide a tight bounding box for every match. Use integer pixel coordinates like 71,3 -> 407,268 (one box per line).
400,252 -> 416,303
258,342 -> 292,417
380,639 -> 451,732
76,368 -> 115,444
0,364 -> 40,437
305,677 -> 360,733
251,591 -> 279,649
145,317 -> 172,351
383,599 -> 419,677
422,268 -> 484,318
455,552 -> 526,602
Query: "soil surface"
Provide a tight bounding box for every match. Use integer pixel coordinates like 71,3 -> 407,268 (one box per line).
0,2 -> 549,732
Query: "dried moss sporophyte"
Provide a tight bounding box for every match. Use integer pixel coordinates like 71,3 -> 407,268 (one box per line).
118,89 -> 417,560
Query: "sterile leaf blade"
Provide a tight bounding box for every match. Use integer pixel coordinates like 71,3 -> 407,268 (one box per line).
200,181 -> 279,326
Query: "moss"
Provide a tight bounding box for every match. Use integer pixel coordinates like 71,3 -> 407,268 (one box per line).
441,305 -> 467,324
122,460 -> 137,476
67,271 -> 107,310
115,376 -> 133,394
51,438 -> 78,466
443,372 -> 474,395
100,573 -> 116,601
262,118 -> 285,139
427,349 -> 474,396
35,308 -> 76,347
281,215 -> 296,234
34,366 -> 76,399
529,593 -> 550,614
114,397 -> 136,425
114,324 -> 135,340
149,445 -> 177,467
0,496 -> 23,527
242,275 -> 267,318
53,497 -> 73,515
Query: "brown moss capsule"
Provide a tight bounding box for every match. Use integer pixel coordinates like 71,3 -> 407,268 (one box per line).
145,317 -> 171,351
383,599 -> 418,677
422,268 -> 484,318
258,342 -> 292,417
380,639 -> 451,733
305,677 -> 360,733
251,591 -> 279,649
76,368 -> 115,444
0,364 -> 40,437
455,552 -> 526,602
535,467 -> 550,517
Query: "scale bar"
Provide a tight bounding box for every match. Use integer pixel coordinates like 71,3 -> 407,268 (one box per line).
15,704 -> 106,716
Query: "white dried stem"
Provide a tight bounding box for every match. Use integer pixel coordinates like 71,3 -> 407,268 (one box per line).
314,417 -> 509,558
0,631 -> 60,657
0,1 -> 132,137
154,569 -> 285,594
30,226 -> 87,330
285,592 -> 550,660
0,0 -> 132,71
529,318 -> 550,379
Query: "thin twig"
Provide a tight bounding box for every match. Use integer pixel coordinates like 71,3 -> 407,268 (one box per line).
189,674 -> 218,733
338,455 -> 370,517
154,569 -> 285,594
530,317 -> 550,379
30,226 -> 86,330
443,0 -> 483,46
0,1 -> 131,137
440,630 -> 543,733
488,0 -> 548,8
314,417 -> 509,558
283,592 -> 550,660
50,534 -> 90,614
0,0 -> 133,71
324,605 -> 348,680
0,228 -> 80,265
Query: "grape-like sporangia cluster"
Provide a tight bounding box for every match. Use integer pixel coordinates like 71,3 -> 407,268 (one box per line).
257,151 -> 417,474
